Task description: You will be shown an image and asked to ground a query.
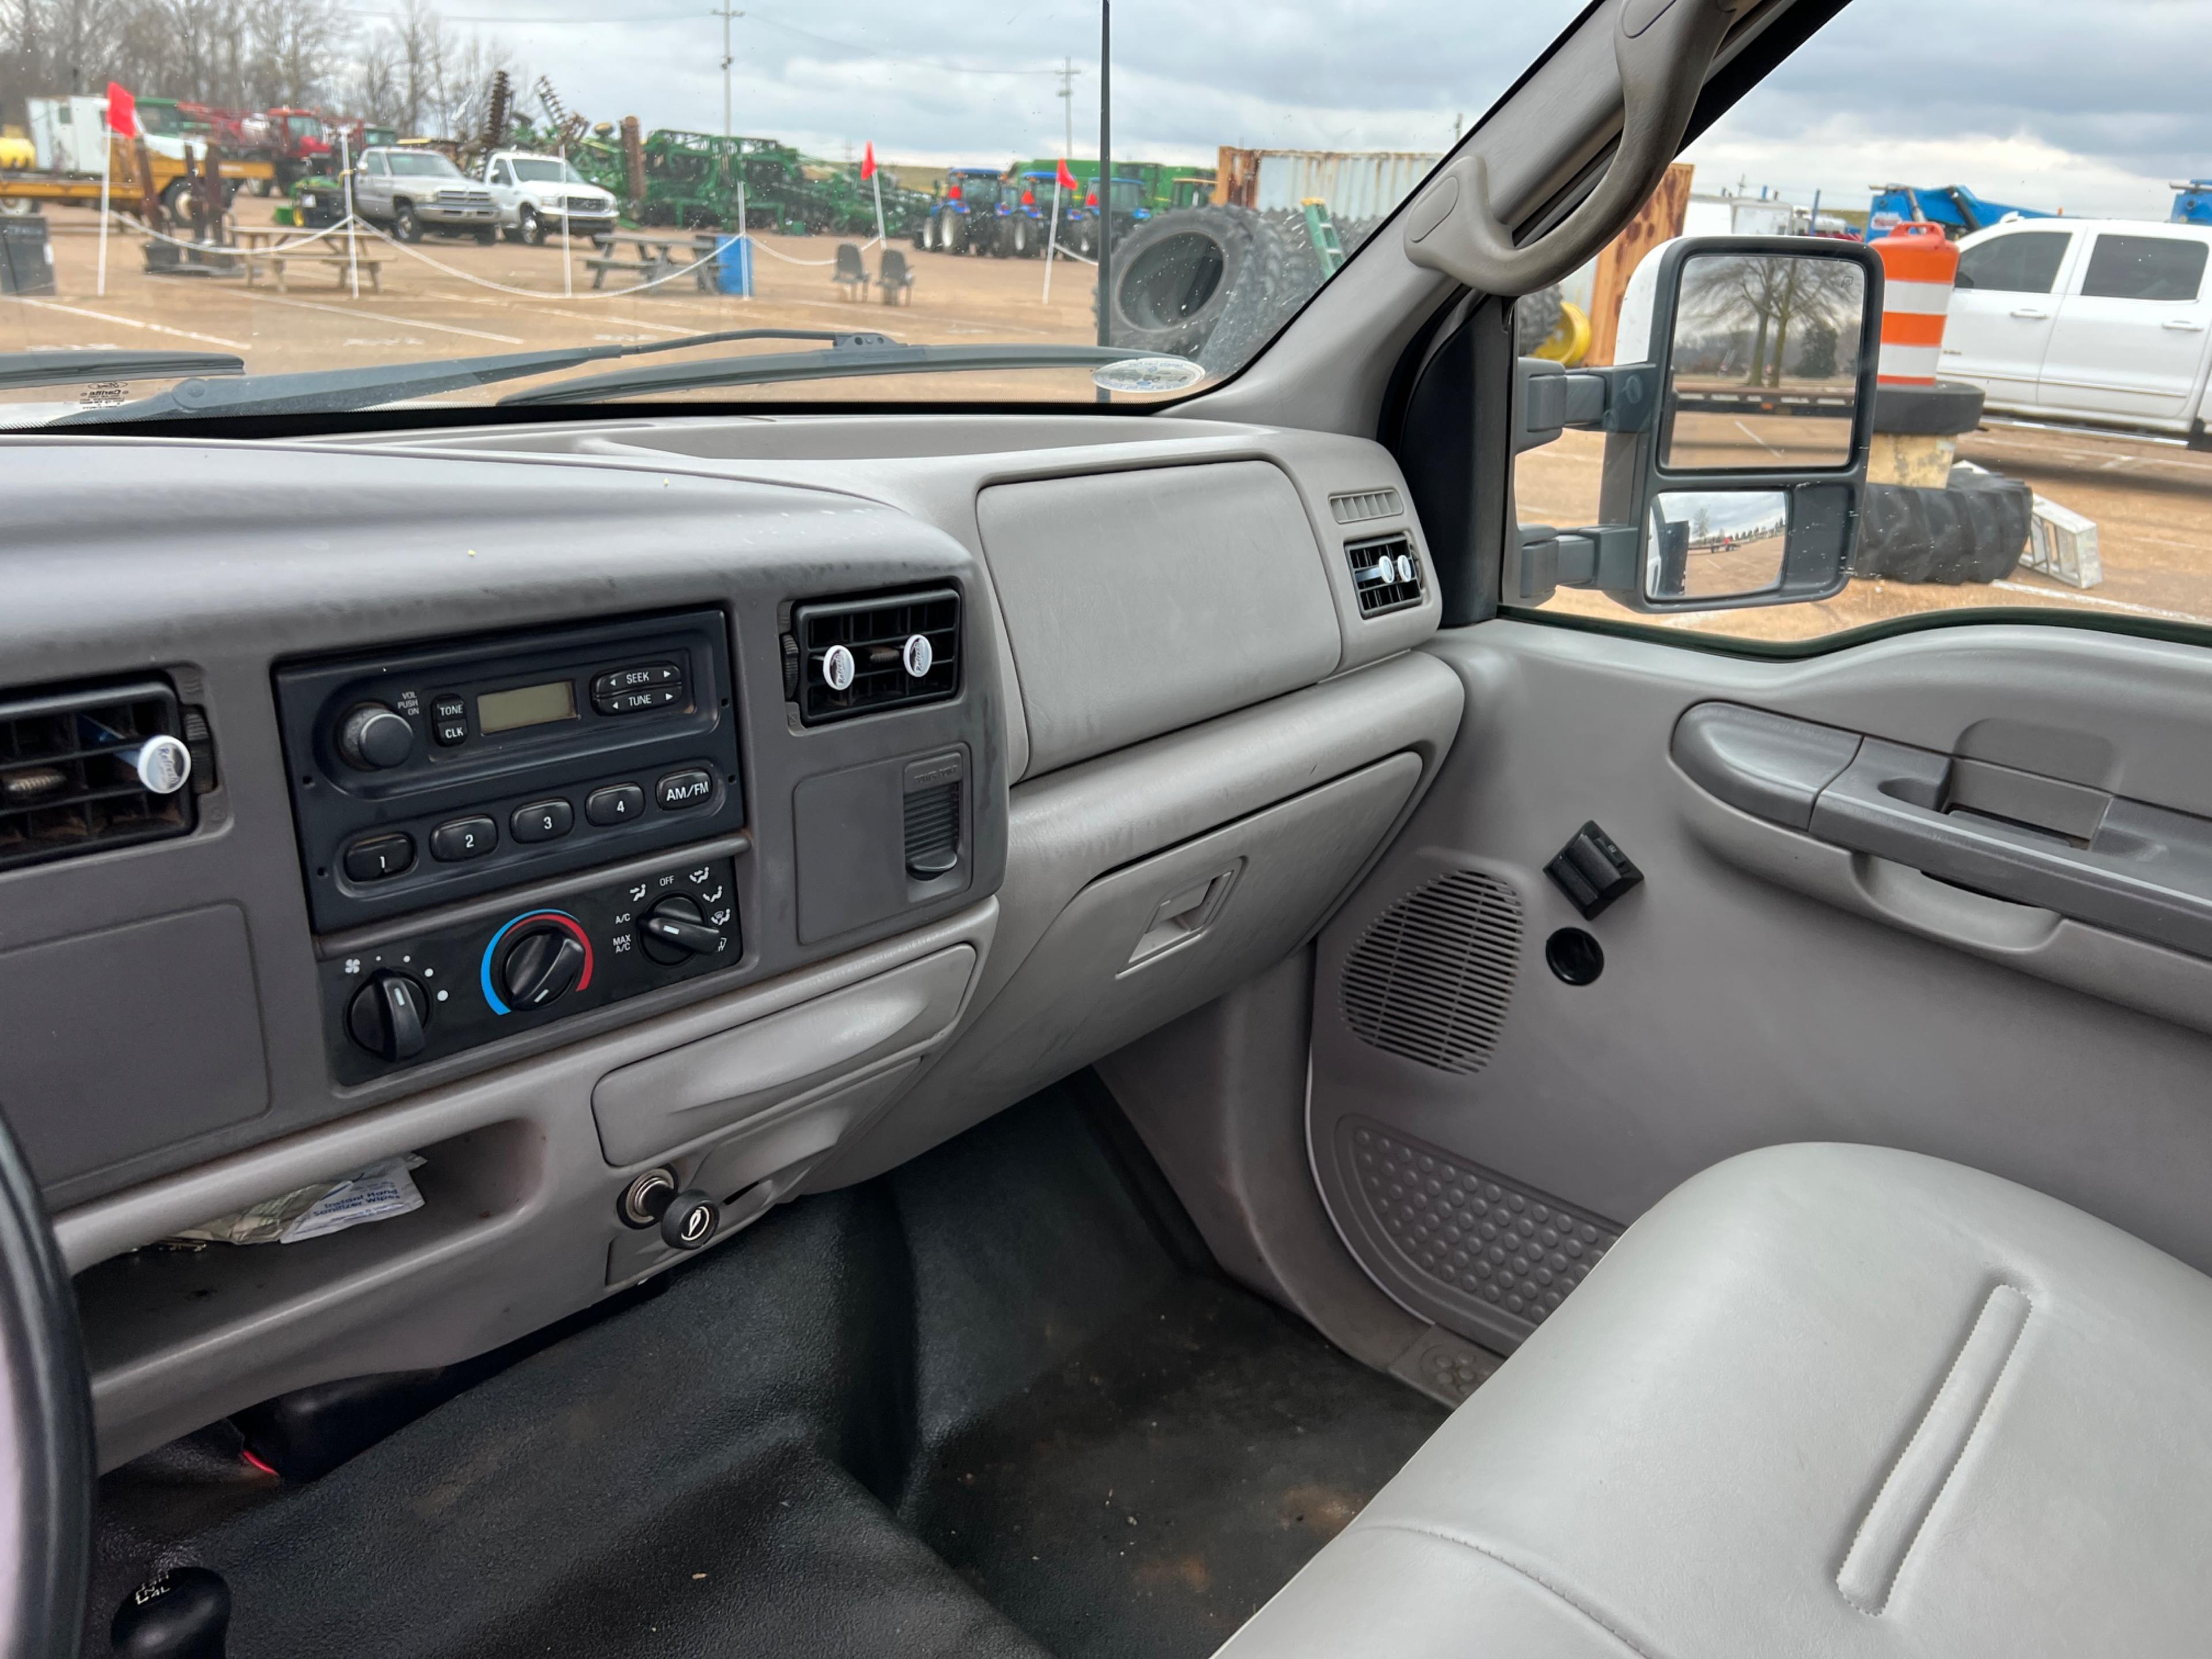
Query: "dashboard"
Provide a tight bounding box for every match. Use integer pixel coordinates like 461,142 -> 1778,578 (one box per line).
0,412 -> 1460,1467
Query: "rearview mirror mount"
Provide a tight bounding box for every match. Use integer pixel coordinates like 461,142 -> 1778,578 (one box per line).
1511,235 -> 1884,613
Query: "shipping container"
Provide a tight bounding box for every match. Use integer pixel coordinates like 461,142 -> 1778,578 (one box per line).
1213,147 -> 1440,221
28,96 -> 112,175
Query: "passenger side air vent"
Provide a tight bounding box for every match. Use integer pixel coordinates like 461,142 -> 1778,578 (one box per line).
1340,870 -> 1521,1074
792,588 -> 960,725
1346,532 -> 1425,618
1330,487 -> 1403,525
0,679 -> 196,872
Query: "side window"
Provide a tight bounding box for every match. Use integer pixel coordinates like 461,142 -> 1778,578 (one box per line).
366,153 -> 387,176
2080,236 -> 2208,303
1956,232 -> 2071,294
1519,0 -> 2212,645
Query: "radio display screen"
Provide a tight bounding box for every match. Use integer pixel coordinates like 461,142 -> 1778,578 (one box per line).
478,679 -> 578,734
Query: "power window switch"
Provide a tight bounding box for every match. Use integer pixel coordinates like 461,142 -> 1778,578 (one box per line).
1545,821 -> 1643,919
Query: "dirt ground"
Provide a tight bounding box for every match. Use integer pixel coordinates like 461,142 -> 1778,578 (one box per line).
1518,421 -> 2212,640
0,196 -> 1113,412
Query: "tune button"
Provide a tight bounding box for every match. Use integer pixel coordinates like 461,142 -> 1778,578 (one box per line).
585,783 -> 646,826
510,798 -> 574,843
655,769 -> 713,810
430,816 -> 498,862
342,832 -> 414,882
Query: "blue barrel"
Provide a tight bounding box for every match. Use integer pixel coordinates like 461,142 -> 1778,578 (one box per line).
715,234 -> 753,297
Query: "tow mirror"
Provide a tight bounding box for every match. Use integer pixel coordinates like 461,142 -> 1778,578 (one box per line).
1512,236 -> 1884,612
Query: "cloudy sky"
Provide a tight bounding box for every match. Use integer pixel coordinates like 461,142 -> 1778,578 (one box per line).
442,0 -> 2210,219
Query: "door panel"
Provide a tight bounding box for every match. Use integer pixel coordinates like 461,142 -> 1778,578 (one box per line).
1942,228 -> 2075,406
1309,620 -> 2212,1351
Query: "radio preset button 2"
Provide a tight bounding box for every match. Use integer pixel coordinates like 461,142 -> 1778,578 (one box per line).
656,770 -> 713,810
586,783 -> 646,826
342,832 -> 414,882
430,816 -> 498,862
511,798 -> 575,843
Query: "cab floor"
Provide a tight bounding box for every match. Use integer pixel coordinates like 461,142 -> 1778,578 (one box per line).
88,1081 -> 1445,1658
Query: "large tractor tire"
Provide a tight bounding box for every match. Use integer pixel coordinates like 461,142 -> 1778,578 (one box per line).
1514,285 -> 1565,356
1101,206 -> 1324,371
1851,464 -> 2032,584
942,210 -> 968,255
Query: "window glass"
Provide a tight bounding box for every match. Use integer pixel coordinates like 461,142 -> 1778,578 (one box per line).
2081,236 -> 2208,302
1955,232 -> 2071,294
0,0 -> 1585,422
1518,0 -> 2212,646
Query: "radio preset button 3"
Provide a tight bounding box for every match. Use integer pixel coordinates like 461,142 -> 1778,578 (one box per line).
342,832 -> 414,882
511,798 -> 575,843
655,770 -> 713,810
586,783 -> 646,825
430,816 -> 498,862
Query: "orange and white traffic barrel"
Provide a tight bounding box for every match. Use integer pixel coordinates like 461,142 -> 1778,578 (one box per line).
1870,222 -> 1959,384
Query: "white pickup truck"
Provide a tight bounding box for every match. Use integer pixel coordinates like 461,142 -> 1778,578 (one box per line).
480,150 -> 619,246
1941,217 -> 2212,448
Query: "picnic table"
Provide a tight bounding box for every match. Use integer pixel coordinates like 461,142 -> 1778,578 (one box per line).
222,225 -> 385,293
585,232 -> 721,293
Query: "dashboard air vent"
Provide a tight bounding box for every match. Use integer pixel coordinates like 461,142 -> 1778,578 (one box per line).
1346,532 -> 1425,618
1330,487 -> 1404,525
794,588 -> 960,725
0,679 -> 195,872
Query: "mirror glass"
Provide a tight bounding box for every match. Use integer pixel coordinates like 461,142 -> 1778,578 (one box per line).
1661,253 -> 1867,472
1645,490 -> 1791,602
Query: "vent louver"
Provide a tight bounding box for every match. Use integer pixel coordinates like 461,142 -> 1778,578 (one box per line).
0,679 -> 195,872
1340,870 -> 1521,1074
1329,487 -> 1403,525
1346,532 -> 1425,618
793,587 -> 960,725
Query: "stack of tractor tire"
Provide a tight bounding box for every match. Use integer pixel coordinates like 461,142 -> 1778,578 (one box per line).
1850,382 -> 2030,585
1099,206 -> 1328,374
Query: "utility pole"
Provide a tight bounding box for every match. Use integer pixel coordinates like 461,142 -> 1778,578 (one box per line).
1096,0 -> 1111,394
1057,56 -> 1078,160
713,2 -> 744,233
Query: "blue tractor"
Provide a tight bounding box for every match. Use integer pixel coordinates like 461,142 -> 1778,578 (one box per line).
920,168 -> 1010,256
1866,184 -> 2053,240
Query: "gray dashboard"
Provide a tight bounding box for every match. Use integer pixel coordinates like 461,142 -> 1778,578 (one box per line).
0,412 -> 1457,1465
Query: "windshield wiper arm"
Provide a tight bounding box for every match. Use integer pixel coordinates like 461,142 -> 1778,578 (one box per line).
1,349 -> 244,394
47,330 -> 894,426
496,342 -> 1157,406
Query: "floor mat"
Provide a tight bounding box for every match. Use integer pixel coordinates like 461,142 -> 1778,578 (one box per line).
90,1081 -> 1446,1658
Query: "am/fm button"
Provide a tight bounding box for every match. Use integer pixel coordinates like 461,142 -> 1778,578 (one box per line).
656,768 -> 713,810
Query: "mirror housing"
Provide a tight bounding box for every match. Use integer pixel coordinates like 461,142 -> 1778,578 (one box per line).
1511,234 -> 1885,613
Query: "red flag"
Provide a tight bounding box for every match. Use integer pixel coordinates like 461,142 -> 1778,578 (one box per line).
105,81 -> 138,138
1056,157 -> 1078,193
860,141 -> 876,180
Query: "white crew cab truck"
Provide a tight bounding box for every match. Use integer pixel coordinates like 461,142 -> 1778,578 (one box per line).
480,151 -> 620,246
1942,217 -> 2212,447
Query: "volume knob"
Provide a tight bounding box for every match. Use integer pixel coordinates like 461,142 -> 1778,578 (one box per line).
338,702 -> 415,770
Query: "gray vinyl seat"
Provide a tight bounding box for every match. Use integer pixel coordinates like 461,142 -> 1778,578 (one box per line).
1218,1142 -> 2212,1658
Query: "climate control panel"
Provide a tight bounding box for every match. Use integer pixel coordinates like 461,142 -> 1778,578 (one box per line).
320,856 -> 740,1084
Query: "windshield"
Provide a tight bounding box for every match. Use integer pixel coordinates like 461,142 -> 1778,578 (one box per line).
0,2 -> 1581,425
510,158 -> 589,185
386,151 -> 462,177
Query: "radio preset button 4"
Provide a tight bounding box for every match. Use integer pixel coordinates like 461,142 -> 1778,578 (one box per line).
511,798 -> 575,843
655,769 -> 713,810
586,783 -> 646,825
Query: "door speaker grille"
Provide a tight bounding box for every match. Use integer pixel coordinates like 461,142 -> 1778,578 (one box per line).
1340,870 -> 1521,1074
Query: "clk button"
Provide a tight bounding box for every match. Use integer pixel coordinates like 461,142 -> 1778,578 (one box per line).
655,769 -> 713,810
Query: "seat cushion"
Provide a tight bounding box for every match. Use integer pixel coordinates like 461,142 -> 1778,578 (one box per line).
1218,1142 -> 2212,1658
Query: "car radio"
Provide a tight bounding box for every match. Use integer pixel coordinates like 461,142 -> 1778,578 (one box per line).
276,608 -> 745,932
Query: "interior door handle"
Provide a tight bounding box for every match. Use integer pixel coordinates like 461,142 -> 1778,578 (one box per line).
1809,741 -> 2212,960
2009,307 -> 2051,320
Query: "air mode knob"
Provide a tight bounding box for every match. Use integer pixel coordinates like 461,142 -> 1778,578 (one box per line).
337,702 -> 415,770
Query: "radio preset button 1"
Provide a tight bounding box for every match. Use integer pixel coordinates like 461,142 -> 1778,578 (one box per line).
430,816 -> 498,862
656,770 -> 713,810
511,798 -> 575,843
342,832 -> 414,882
586,783 -> 646,825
